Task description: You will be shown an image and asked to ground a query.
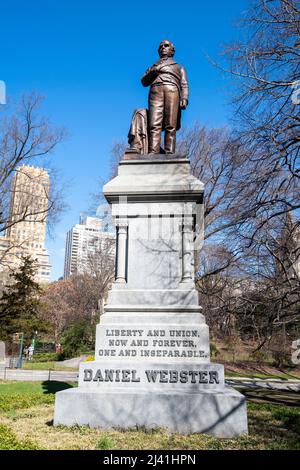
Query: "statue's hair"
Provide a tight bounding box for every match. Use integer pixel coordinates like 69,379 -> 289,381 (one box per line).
158,40 -> 175,57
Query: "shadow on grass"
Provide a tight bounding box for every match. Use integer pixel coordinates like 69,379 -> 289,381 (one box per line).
274,409 -> 300,436
278,368 -> 300,381
242,388 -> 300,407
248,400 -> 300,449
41,381 -> 74,395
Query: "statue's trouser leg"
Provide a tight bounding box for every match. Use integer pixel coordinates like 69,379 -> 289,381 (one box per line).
164,85 -> 179,154
129,135 -> 142,153
148,86 -> 164,153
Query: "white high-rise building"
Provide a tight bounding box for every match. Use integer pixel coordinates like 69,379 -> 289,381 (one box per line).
63,215 -> 115,278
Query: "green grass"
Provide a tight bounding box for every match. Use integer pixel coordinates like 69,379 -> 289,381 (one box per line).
22,362 -> 77,371
0,381 -> 299,450
0,381 -> 75,412
97,436 -> 115,450
0,424 -> 40,450
0,381 -> 48,394
247,402 -> 300,450
0,381 -> 75,395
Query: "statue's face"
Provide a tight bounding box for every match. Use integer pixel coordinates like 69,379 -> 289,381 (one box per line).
159,41 -> 173,58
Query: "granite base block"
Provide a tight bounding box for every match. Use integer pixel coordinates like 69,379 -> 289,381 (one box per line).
54,387 -> 248,437
78,361 -> 224,390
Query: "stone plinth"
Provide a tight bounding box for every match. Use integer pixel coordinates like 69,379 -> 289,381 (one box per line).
54,155 -> 248,437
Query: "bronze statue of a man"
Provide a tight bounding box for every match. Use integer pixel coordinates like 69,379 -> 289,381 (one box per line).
141,40 -> 189,154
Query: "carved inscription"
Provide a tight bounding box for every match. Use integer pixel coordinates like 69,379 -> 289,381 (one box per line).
83,368 -> 220,384
98,328 -> 209,359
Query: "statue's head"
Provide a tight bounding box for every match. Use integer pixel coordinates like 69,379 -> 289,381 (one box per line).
158,40 -> 175,58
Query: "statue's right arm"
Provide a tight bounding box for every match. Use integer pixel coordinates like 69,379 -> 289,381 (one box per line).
141,65 -> 158,87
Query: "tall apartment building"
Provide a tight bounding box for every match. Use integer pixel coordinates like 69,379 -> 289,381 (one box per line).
64,215 -> 115,278
0,165 -> 51,283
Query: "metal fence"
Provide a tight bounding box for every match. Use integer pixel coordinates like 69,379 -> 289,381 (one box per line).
0,368 -> 78,382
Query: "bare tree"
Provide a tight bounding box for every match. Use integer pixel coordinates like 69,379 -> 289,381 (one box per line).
219,0 -> 300,231
198,212 -> 300,354
177,122 -> 300,351
81,235 -> 116,313
0,93 -> 66,267
40,278 -> 76,341
235,213 -> 300,349
109,141 -> 126,178
178,124 -> 253,281
204,0 -> 300,352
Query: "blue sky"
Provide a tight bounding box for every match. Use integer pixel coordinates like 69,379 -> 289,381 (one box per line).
1,0 -> 249,280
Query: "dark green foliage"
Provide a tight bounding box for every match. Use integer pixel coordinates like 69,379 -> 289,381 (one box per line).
210,343 -> 220,358
97,436 -> 115,450
61,318 -> 96,358
34,341 -> 56,353
0,256 -> 48,343
30,352 -> 64,363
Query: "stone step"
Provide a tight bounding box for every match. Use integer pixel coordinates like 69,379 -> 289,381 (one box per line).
54,386 -> 247,437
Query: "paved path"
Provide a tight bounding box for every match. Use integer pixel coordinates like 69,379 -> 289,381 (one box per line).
59,356 -> 87,367
226,377 -> 300,393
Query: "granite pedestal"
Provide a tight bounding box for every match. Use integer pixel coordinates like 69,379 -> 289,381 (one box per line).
54,155 -> 248,437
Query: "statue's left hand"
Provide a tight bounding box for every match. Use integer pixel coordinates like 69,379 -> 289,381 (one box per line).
180,99 -> 188,110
